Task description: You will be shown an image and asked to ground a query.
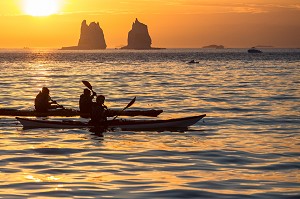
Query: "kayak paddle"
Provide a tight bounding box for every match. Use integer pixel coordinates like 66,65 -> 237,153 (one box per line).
50,97 -> 64,109
113,97 -> 136,120
82,80 -> 95,93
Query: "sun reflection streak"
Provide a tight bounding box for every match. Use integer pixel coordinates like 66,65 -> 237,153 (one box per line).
25,175 -> 42,182
24,174 -> 60,182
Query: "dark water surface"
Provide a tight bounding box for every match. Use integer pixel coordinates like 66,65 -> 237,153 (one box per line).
0,49 -> 299,198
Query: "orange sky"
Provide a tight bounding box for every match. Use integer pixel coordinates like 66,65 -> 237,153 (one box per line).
0,0 -> 299,48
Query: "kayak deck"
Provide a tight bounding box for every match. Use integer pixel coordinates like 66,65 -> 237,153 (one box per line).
16,114 -> 206,130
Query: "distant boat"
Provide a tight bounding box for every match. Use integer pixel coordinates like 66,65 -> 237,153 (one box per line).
188,60 -> 199,64
248,48 -> 262,53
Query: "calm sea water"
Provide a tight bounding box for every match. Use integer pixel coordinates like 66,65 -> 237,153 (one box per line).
0,48 -> 299,198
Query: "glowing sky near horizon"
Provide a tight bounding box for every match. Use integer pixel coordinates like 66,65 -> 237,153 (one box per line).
0,0 -> 299,48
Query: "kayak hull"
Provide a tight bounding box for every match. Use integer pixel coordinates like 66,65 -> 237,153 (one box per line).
16,114 -> 206,130
0,108 -> 163,117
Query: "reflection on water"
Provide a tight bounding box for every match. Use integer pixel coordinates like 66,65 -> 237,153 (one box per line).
0,49 -> 299,198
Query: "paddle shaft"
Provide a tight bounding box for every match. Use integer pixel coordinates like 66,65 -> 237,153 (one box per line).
113,97 -> 136,120
50,97 -> 64,109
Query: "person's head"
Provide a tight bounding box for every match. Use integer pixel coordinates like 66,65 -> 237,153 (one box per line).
96,95 -> 105,105
83,89 -> 90,95
41,87 -> 49,94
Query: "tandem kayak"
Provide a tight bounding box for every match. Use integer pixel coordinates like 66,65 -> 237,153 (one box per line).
0,108 -> 163,117
16,114 -> 206,130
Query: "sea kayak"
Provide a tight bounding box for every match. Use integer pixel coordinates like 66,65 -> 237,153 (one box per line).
0,108 -> 163,117
16,114 -> 206,130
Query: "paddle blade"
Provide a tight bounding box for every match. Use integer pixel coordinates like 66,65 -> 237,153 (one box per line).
123,97 -> 136,110
82,81 -> 92,90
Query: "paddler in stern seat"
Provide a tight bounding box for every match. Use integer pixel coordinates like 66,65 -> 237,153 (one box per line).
88,95 -> 108,128
34,87 -> 63,112
79,89 -> 96,114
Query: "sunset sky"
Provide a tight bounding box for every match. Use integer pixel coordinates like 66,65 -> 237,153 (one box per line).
0,0 -> 299,48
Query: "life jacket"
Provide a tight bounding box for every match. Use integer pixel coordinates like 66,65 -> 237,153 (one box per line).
35,92 -> 50,112
89,103 -> 107,125
79,94 -> 93,113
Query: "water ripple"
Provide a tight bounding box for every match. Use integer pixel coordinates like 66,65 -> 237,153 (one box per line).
0,49 -> 299,198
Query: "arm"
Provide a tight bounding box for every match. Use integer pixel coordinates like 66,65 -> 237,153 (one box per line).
90,92 -> 97,100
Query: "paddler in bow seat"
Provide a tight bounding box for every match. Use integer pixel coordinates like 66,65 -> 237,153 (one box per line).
89,95 -> 108,127
34,87 -> 63,112
79,89 -> 96,114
